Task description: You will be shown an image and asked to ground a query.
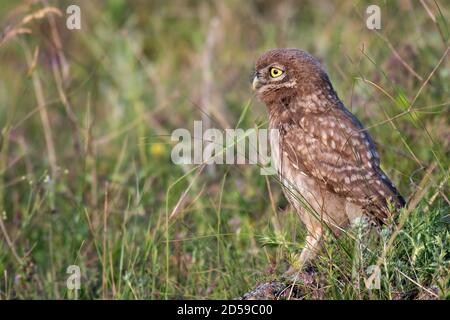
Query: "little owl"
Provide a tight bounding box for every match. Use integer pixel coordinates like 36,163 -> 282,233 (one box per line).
252,48 -> 405,275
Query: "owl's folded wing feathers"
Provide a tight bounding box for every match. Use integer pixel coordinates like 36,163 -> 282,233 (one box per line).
282,110 -> 405,222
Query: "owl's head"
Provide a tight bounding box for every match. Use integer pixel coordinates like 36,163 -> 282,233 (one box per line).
252,48 -> 332,103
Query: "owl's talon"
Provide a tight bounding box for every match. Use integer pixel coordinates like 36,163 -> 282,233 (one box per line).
281,266 -> 302,284
282,264 -> 318,287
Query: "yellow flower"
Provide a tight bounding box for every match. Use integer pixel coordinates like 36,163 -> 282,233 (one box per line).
150,143 -> 165,157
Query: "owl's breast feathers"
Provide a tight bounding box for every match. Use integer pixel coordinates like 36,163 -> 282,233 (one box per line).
269,92 -> 405,223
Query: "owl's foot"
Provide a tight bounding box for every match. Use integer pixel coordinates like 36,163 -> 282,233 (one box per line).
281,264 -> 317,285
281,250 -> 308,281
282,231 -> 322,283
281,267 -> 302,283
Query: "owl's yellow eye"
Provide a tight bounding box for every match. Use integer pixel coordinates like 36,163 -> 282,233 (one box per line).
270,67 -> 284,78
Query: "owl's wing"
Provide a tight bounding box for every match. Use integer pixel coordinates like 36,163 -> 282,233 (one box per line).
282,109 -> 405,222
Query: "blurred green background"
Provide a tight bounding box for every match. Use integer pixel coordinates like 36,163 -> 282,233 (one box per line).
0,0 -> 448,299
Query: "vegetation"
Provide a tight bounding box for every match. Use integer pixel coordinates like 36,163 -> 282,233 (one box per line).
0,0 -> 448,299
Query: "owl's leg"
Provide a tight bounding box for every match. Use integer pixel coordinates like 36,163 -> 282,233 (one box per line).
284,227 -> 323,277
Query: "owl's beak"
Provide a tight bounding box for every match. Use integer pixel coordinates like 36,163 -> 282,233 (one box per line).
252,75 -> 261,90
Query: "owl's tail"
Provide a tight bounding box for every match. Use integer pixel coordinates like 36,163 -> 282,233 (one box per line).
380,172 -> 406,209
366,170 -> 406,224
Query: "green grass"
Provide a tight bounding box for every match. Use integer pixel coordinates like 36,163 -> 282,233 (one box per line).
0,0 -> 449,299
